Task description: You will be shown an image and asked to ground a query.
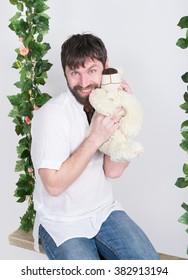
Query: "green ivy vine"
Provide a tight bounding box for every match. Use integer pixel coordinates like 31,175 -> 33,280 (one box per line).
8,0 -> 52,231
175,16 -> 188,254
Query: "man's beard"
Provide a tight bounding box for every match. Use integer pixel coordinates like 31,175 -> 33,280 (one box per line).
67,83 -> 99,105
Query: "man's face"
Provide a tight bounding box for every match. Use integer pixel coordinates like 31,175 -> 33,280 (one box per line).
65,58 -> 104,104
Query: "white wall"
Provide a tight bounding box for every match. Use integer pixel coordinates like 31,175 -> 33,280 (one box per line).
1,0 -> 188,259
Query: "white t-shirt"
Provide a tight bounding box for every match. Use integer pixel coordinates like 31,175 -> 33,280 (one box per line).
31,90 -> 123,251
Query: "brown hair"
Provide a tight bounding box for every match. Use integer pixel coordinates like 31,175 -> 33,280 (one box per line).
61,33 -> 107,72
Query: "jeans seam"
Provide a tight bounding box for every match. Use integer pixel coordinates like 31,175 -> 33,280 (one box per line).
43,241 -> 57,260
39,225 -> 57,260
95,235 -> 121,260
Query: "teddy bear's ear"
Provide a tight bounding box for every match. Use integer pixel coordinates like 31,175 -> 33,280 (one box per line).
103,68 -> 118,75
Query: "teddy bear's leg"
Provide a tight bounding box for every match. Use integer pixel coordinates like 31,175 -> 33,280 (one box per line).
118,93 -> 143,137
102,130 -> 144,162
99,130 -> 127,162
109,132 -> 131,162
112,138 -> 143,161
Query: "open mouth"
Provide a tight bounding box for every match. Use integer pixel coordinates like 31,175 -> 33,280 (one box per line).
74,84 -> 98,98
79,89 -> 91,96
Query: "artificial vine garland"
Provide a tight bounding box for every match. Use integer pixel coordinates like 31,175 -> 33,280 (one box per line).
8,0 -> 52,231
175,16 -> 188,254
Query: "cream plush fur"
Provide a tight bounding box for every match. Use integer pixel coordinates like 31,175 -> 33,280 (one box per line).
89,68 -> 144,162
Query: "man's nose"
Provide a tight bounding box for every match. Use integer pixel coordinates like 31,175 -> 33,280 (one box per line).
79,75 -> 90,88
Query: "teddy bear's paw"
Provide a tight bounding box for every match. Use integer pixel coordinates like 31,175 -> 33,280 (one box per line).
110,154 -> 130,163
133,143 -> 144,157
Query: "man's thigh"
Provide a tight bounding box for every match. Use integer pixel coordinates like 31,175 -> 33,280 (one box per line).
95,210 -> 159,260
39,225 -> 100,260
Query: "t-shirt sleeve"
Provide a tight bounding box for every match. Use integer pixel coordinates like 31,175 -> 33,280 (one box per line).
31,104 -> 70,172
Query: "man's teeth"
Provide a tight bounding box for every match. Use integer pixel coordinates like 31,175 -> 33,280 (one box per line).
81,89 -> 90,93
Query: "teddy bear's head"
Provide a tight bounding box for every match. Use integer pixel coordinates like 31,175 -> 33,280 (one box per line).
101,68 -> 121,91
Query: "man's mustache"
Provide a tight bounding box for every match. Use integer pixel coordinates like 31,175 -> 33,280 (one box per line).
74,84 -> 98,91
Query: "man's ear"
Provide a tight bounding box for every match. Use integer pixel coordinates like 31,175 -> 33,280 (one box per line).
105,57 -> 109,69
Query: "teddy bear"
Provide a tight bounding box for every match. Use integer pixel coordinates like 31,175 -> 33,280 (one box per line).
88,67 -> 144,162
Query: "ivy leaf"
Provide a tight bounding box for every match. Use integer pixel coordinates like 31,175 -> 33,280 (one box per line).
180,139 -> 188,152
14,81 -> 22,89
12,60 -> 22,69
7,94 -> 22,106
8,106 -> 19,118
35,77 -> 46,85
176,38 -> 188,49
183,163 -> 188,175
15,159 -> 26,172
19,203 -> 36,232
15,174 -> 34,194
178,212 -> 188,225
177,16 -> 188,29
24,34 -> 34,48
181,202 -> 188,212
19,79 -> 33,92
9,12 -> 21,22
16,196 -> 26,203
17,144 -> 29,158
21,150 -> 30,159
37,33 -> 43,43
22,122 -> 32,135
175,177 -> 188,188
183,92 -> 188,102
9,19 -> 29,37
182,72 -> 188,83
15,124 -> 24,136
9,0 -> 18,5
180,101 -> 188,112
34,92 -> 51,106
34,2 -> 49,13
19,136 -> 31,147
35,59 -> 52,77
181,120 -> 188,139
13,116 -> 23,126
28,41 -> 46,60
18,102 -> 33,117
21,91 -> 31,102
17,2 -> 24,12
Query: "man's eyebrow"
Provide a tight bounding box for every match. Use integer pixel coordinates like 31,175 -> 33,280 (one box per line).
88,64 -> 98,70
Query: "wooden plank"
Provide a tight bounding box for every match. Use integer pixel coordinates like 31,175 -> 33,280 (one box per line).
158,252 -> 186,260
8,229 -> 187,260
8,229 -> 44,253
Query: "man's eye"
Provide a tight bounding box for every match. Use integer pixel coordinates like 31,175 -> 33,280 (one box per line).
71,71 -> 79,76
89,69 -> 96,74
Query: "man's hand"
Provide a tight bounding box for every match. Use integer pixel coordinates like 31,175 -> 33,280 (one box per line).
88,107 -> 125,148
119,80 -> 132,93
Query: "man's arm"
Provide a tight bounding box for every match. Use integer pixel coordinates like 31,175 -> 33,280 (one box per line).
39,113 -> 120,196
39,136 -> 99,196
103,155 -> 130,179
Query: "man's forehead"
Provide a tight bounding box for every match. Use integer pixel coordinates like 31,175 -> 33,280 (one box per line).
68,58 -> 102,70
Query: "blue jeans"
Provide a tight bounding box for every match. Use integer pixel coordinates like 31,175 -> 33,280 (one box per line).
39,210 -> 160,260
